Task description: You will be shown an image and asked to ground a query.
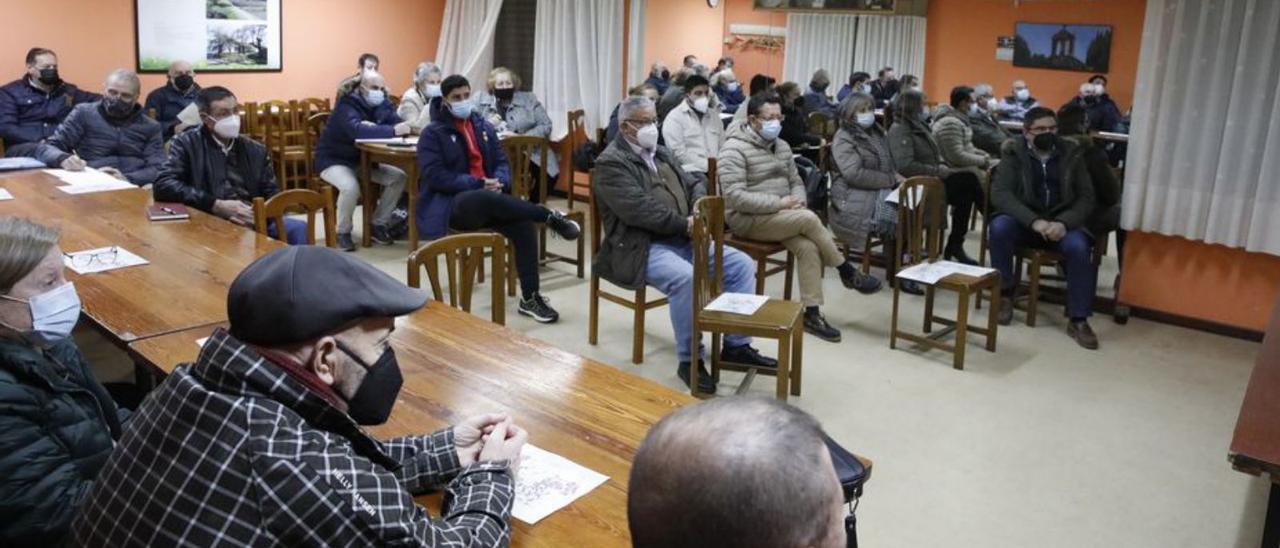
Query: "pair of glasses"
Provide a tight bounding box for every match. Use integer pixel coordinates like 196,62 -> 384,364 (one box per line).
66,247 -> 120,269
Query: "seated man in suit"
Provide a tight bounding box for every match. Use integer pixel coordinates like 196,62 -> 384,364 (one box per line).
153,86 -> 307,244
33,69 -> 164,186
968,83 -> 1011,156
998,80 -> 1039,121
629,397 -> 849,548
0,47 -> 99,157
990,107 -> 1099,349
73,246 -> 527,546
143,60 -> 200,140
594,95 -> 776,395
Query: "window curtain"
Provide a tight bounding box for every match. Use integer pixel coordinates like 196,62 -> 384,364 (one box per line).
1123,0 -> 1280,255
532,0 -> 625,139
627,0 -> 647,88
783,13 -> 858,88
852,15 -> 927,82
435,0 -> 504,85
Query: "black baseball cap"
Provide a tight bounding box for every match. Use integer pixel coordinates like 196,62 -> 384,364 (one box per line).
228,246 -> 427,346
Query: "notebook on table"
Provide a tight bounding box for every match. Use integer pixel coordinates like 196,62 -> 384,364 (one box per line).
146,203 -> 191,221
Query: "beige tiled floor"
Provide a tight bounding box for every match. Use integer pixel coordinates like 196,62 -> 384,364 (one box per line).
81,201 -> 1269,547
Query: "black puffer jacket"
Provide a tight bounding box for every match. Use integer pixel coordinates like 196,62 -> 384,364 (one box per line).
0,337 -> 124,547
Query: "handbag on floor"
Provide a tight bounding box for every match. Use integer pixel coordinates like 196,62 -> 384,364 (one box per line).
824,434 -> 866,548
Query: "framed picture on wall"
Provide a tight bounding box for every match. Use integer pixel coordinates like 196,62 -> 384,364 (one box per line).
753,0 -> 895,12
1013,22 -> 1111,73
135,0 -> 283,72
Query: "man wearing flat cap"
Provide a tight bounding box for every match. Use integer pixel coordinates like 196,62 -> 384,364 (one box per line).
73,246 -> 527,547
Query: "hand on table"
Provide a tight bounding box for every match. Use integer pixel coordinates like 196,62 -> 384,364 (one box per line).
483,178 -> 503,192
454,413 -> 510,467
394,122 -> 412,137
478,417 -> 528,479
213,199 -> 255,226
60,155 -> 86,171
99,166 -> 127,181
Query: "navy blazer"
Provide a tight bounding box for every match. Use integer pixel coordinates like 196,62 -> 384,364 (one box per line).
415,97 -> 512,240
0,77 -> 99,146
143,83 -> 200,140
313,92 -> 402,173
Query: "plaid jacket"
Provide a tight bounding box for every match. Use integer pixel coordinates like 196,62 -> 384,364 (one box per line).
71,329 -> 514,547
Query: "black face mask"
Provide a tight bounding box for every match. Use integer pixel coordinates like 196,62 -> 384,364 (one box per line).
1033,132 -> 1057,152
494,88 -> 515,102
102,97 -> 136,119
813,83 -> 829,93
38,67 -> 60,86
174,74 -> 195,91
337,342 -> 403,425
661,69 -> 671,80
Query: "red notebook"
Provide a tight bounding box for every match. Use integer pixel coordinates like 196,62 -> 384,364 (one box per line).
147,203 -> 191,221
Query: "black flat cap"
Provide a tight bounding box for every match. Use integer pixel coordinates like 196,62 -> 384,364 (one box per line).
228,246 -> 427,346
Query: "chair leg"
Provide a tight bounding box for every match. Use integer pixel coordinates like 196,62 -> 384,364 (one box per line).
1027,258 -> 1041,327
860,236 -> 873,275
588,277 -> 600,345
576,228 -> 586,278
775,332 -> 791,401
711,332 -> 722,383
986,282 -> 999,352
507,246 -> 516,298
632,288 -> 647,364
783,253 -> 795,301
954,289 -> 971,370
755,256 -> 767,295
924,286 -> 935,333
890,282 -> 901,349
790,321 -> 803,397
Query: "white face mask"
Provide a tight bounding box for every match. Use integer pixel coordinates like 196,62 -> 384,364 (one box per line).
855,111 -> 876,128
365,89 -> 386,106
1093,83 -> 1105,95
726,82 -> 740,92
692,96 -> 710,114
212,114 -> 241,140
635,123 -> 659,150
425,84 -> 442,98
1,282 -> 80,346
1015,88 -> 1030,101
861,83 -> 872,94
987,98 -> 999,111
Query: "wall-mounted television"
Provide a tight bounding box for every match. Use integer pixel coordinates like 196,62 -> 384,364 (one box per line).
1013,22 -> 1112,73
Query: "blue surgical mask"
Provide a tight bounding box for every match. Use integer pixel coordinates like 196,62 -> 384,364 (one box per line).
758,119 -> 782,141
449,99 -> 474,119
365,89 -> 386,106
1,282 -> 81,346
425,84 -> 442,98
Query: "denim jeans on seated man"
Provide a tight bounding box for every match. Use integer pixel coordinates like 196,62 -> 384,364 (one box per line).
987,214 -> 1097,320
645,238 -> 756,363
265,217 -> 310,245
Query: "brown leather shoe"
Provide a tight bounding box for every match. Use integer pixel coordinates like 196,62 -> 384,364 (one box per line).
1068,320 -> 1099,350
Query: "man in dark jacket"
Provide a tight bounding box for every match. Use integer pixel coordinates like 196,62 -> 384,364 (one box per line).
153,86 -> 307,244
143,60 -> 201,140
33,69 -> 164,186
1058,103 -> 1124,262
74,246 -> 528,546
645,61 -> 671,96
801,69 -> 837,117
969,83 -> 1011,156
1066,81 -> 1122,132
0,47 -> 99,157
593,96 -> 775,395
870,66 -> 899,109
990,107 -> 1100,349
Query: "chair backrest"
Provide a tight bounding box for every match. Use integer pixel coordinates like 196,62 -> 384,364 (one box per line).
561,109 -> 588,176
252,186 -> 338,247
238,101 -> 262,142
388,94 -> 401,108
300,97 -> 332,113
407,233 -> 507,325
259,100 -> 295,148
304,112 -> 331,189
808,111 -> 835,140
691,196 -> 727,315
707,156 -> 720,196
894,176 -> 945,265
588,170 -> 604,256
146,108 -> 158,120
500,135 -> 549,202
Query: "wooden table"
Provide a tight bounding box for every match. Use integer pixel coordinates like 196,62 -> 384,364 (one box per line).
130,301 -> 873,547
0,170 -> 285,342
358,141 -> 420,251
1229,296 -> 1280,548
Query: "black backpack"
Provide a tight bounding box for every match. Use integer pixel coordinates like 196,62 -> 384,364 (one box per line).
794,155 -> 828,214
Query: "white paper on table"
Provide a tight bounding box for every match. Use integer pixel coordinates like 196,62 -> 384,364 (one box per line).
896,260 -> 996,286
511,444 -> 609,524
0,188 -> 12,201
64,246 -> 149,275
56,179 -> 138,194
195,337 -> 210,348
355,136 -> 418,146
704,292 -> 769,315
176,102 -> 201,126
44,168 -> 137,193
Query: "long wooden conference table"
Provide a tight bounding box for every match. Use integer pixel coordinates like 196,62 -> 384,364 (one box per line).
0,167 -> 872,546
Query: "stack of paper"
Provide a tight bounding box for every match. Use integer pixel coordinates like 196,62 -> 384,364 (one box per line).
355,136 -> 418,146
176,103 -> 201,126
44,168 -> 137,194
704,292 -> 769,315
0,157 -> 45,172
897,260 -> 996,285
512,444 -> 609,524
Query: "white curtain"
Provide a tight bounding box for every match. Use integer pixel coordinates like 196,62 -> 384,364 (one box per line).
532,0 -> 625,140
783,13 -> 858,87
852,15 -> 927,81
435,0 -> 504,85
627,0 -> 647,88
1123,0 -> 1280,255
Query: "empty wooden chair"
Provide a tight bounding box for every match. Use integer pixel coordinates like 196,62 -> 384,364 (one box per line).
502,135 -> 586,279
252,186 -> 337,247
690,195 -> 805,400
408,233 -> 507,325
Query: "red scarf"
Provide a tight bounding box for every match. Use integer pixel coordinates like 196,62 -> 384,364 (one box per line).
453,117 -> 486,179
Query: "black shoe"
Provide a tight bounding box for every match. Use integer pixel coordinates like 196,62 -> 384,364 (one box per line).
336,232 -> 356,252
1068,320 -> 1099,350
998,294 -> 1013,325
370,223 -> 394,246
518,293 -> 560,323
545,210 -> 581,240
944,244 -> 978,266
678,360 -> 717,394
720,344 -> 778,370
899,279 -> 925,295
804,311 -> 842,342
840,270 -> 882,294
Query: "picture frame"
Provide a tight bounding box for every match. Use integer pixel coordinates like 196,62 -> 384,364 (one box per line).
135,0 -> 283,73
752,0 -> 895,13
1013,22 -> 1112,73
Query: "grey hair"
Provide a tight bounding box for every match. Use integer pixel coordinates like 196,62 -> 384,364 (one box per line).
0,217 -> 60,294
618,95 -> 656,122
105,68 -> 141,95
413,62 -> 441,85
837,92 -> 876,129
973,83 -> 994,97
810,68 -> 831,88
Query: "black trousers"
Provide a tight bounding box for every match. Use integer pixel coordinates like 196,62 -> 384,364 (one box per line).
449,190 -> 549,299
943,170 -> 984,246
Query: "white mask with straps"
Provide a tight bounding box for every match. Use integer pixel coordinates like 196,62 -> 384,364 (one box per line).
1,282 -> 81,346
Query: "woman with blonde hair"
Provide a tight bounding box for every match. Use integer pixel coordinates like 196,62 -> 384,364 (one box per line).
473,66 -> 558,183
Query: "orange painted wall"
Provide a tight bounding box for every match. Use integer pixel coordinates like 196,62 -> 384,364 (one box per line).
643,0 -> 725,84
924,0 -> 1146,113
5,0 -> 445,103
721,0 -> 786,83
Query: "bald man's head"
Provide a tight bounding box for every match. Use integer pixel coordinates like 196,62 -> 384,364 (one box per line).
628,397 -> 847,548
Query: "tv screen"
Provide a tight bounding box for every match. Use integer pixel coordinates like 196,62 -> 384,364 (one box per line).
1013,22 -> 1112,73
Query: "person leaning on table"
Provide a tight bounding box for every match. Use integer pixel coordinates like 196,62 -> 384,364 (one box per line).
0,217 -> 127,547
72,245 -> 528,547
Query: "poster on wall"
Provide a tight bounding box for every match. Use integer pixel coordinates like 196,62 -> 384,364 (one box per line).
1013,22 -> 1111,73
995,36 -> 1015,61
135,0 -> 282,72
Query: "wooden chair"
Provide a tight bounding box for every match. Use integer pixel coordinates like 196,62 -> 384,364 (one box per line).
0,138 -> 5,156
889,176 -> 1000,371
304,112 -> 330,190
560,109 -> 593,210
690,196 -> 805,400
1008,231 -> 1112,326
238,101 -> 265,143
976,164 -> 996,266
408,233 -> 507,325
502,135 -> 586,279
807,111 -> 836,141
146,108 -> 158,120
707,157 -> 795,300
259,100 -> 311,190
252,186 -> 337,247
388,94 -> 401,109
588,174 -> 669,364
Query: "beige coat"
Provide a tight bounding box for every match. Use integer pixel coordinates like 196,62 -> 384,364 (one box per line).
931,104 -> 993,172
397,86 -> 432,133
662,99 -> 724,175
717,121 -> 806,230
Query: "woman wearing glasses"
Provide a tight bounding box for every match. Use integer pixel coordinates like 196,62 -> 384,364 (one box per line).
0,217 -> 126,546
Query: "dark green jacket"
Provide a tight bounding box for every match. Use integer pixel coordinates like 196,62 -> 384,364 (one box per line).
0,337 -> 123,547
993,135 -> 1096,230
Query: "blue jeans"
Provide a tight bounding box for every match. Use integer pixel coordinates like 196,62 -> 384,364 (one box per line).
988,214 -> 1098,319
645,239 -> 756,362
266,218 -> 309,245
